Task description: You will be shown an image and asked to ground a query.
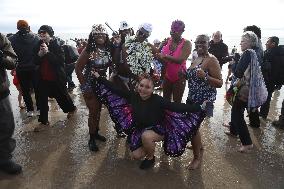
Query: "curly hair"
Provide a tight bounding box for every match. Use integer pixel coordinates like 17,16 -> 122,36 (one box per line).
243,25 -> 261,39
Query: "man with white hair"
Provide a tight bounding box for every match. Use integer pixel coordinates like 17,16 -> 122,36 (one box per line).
208,31 -> 229,68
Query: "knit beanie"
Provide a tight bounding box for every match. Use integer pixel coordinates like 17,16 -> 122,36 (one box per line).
38,25 -> 54,37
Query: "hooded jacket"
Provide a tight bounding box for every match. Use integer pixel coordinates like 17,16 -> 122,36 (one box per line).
9,31 -> 40,71
0,33 -> 17,100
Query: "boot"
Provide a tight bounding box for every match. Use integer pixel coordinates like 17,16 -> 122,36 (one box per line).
94,131 -> 106,142
88,137 -> 99,152
0,160 -> 22,175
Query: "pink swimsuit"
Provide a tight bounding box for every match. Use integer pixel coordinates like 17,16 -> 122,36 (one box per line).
161,38 -> 186,83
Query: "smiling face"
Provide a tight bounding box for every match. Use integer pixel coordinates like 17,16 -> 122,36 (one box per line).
135,27 -> 149,42
94,33 -> 107,45
137,78 -> 154,100
195,35 -> 209,56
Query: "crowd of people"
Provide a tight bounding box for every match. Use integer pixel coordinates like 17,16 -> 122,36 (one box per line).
0,19 -> 283,175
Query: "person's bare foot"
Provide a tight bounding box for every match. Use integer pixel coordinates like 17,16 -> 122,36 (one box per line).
188,158 -> 201,170
238,144 -> 253,153
224,131 -> 238,138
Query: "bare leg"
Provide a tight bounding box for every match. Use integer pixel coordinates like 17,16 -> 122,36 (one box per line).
141,130 -> 164,159
188,131 -> 202,170
131,148 -> 146,160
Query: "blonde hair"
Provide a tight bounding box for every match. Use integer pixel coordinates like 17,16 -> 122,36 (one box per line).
242,31 -> 258,48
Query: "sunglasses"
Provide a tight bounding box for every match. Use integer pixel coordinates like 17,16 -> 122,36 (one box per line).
93,33 -> 107,37
137,30 -> 148,38
194,41 -> 207,45
38,30 -> 47,34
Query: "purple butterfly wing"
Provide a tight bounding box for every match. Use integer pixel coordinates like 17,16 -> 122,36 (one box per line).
93,80 -> 134,133
162,110 -> 205,157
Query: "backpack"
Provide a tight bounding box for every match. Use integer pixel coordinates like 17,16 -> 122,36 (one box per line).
271,45 -> 284,85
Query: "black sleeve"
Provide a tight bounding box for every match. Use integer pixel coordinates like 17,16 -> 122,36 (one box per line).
157,95 -> 201,112
234,50 -> 251,78
97,76 -> 131,99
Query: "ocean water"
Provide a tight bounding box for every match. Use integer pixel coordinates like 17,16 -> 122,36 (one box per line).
57,33 -> 284,53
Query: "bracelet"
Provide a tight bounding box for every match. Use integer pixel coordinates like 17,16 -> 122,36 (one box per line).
204,73 -> 209,82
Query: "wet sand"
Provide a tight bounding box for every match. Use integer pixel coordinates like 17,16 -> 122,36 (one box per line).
1,68 -> 284,189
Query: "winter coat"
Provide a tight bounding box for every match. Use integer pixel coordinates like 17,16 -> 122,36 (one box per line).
0,33 -> 17,100
9,31 -> 40,71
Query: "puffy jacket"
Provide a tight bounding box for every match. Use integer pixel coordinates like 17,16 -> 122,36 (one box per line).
9,31 -> 40,71
0,33 -> 17,100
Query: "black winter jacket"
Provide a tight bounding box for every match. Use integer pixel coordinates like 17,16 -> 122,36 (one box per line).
208,40 -> 229,67
34,38 -> 67,87
9,31 -> 40,71
0,33 -> 17,100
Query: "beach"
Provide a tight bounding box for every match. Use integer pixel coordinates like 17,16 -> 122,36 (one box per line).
0,67 -> 284,189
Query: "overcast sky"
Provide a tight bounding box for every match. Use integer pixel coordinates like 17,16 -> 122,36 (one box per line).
1,0 -> 284,44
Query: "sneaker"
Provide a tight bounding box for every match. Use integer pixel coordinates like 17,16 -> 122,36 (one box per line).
27,111 -> 34,117
0,160 -> 22,175
95,132 -> 106,142
139,157 -> 155,170
88,138 -> 99,152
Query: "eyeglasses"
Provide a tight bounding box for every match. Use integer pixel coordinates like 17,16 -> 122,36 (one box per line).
194,41 -> 207,45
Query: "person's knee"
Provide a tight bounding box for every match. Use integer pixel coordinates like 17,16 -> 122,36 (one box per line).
132,151 -> 143,159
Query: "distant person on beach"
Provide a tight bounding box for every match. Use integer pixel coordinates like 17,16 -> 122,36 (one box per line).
208,31 -> 229,68
159,20 -> 192,103
9,20 -> 41,117
75,24 -> 112,151
260,36 -> 280,120
34,25 -> 77,129
61,41 -> 79,91
0,33 -> 22,174
182,34 -> 222,169
11,69 -> 25,109
152,39 -> 163,89
92,70 -> 205,169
